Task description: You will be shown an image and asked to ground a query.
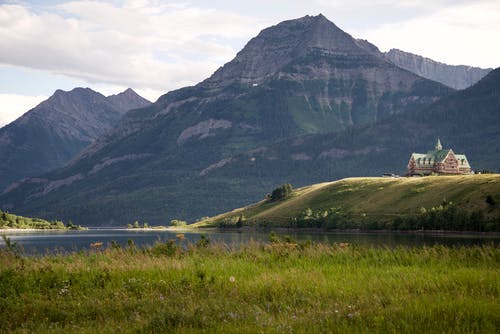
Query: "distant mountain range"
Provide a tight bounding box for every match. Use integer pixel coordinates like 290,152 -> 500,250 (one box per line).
385,49 -> 492,89
0,14 -> 497,226
0,88 -> 150,190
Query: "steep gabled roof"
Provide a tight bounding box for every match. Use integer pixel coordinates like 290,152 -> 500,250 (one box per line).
429,149 -> 453,163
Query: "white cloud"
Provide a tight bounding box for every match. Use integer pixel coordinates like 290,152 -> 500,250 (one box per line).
0,93 -> 47,127
355,1 -> 500,68
0,2 -> 266,94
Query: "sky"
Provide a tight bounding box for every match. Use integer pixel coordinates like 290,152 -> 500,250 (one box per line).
1,0 -> 499,127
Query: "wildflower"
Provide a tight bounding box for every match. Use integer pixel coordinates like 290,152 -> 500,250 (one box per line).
58,287 -> 69,296
229,276 -> 236,283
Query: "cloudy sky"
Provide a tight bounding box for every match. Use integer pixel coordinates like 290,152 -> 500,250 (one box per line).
1,0 -> 499,126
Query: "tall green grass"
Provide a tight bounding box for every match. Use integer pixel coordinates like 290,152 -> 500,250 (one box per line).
0,238 -> 499,333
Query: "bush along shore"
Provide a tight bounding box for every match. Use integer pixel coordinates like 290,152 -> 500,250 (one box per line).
0,210 -> 85,230
0,235 -> 498,333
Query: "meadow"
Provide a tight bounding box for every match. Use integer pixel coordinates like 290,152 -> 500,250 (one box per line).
0,236 -> 498,333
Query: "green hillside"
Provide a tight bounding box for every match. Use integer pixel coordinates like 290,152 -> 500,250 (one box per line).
193,174 -> 500,231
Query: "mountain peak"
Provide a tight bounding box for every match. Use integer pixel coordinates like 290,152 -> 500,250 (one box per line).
42,87 -> 104,111
106,88 -> 151,112
203,14 -> 375,87
291,13 -> 328,24
53,86 -> 91,94
112,88 -> 137,97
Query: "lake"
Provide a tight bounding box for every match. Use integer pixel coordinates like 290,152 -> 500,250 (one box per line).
1,228 -> 499,255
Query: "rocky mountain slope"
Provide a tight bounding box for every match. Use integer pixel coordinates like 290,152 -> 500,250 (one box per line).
385,49 -> 492,90
0,15 -> 455,225
0,88 -> 150,190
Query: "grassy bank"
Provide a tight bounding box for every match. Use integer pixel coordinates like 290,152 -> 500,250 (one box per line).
193,174 -> 500,230
1,238 -> 498,333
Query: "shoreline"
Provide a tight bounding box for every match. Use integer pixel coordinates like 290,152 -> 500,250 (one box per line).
194,226 -> 500,237
2,226 -> 499,238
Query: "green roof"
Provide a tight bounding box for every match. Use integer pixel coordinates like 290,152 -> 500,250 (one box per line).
411,149 -> 470,168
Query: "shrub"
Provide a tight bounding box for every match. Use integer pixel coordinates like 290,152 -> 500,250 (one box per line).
151,240 -> 178,257
269,183 -> 293,202
170,219 -> 187,227
196,234 -> 210,248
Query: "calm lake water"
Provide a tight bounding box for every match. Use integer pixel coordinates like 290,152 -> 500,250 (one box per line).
1,228 -> 499,255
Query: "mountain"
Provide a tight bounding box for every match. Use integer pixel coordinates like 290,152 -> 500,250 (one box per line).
385,49 -> 492,90
0,15 -> 454,225
0,88 -> 150,190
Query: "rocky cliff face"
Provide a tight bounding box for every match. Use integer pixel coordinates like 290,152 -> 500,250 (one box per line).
385,49 -> 492,90
0,88 -> 150,190
0,15 -> 455,225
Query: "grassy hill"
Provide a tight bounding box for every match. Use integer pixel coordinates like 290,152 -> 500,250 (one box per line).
193,174 -> 500,231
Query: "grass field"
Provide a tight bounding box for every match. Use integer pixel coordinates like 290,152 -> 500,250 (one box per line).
193,174 -> 500,229
0,238 -> 499,333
